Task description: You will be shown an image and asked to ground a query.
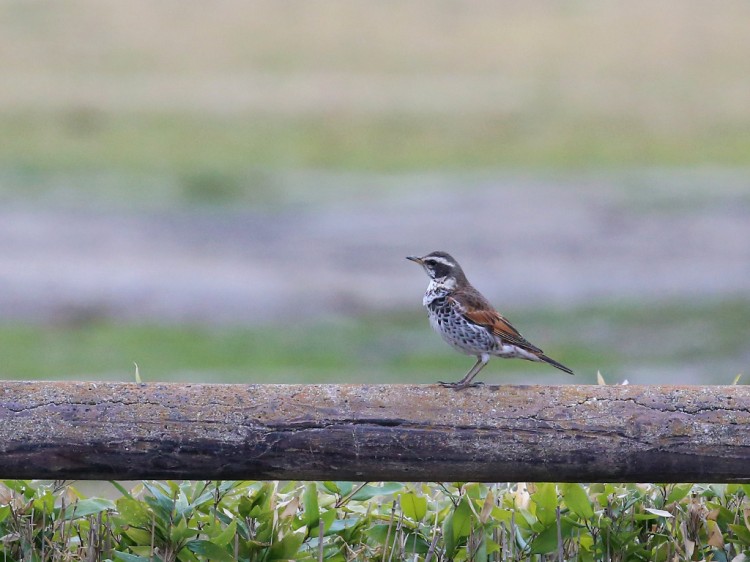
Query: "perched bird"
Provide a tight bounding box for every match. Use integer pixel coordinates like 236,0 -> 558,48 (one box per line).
407,251 -> 573,389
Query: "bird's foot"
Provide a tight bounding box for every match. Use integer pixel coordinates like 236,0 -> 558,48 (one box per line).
438,381 -> 485,390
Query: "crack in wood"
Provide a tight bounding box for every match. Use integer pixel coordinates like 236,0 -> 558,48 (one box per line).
0,382 -> 748,481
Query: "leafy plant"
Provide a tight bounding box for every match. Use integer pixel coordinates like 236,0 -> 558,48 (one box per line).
0,480 -> 748,561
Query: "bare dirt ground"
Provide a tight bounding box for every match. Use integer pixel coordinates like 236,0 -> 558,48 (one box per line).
2,171 -> 748,325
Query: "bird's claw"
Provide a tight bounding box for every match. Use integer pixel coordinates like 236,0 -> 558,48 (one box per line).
437,381 -> 485,390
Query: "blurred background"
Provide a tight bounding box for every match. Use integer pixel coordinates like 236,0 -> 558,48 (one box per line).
1,1 -> 748,386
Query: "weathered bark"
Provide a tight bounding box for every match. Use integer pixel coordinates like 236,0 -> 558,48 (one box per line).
0,382 -> 748,482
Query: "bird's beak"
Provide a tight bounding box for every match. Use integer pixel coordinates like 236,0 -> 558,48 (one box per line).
406,256 -> 423,264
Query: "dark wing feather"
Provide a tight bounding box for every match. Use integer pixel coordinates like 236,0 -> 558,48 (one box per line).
448,293 -> 543,354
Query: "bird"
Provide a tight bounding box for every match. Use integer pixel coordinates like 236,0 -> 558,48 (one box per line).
406,251 -> 573,389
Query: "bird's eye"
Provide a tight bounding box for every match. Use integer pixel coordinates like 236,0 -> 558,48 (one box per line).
424,259 -> 435,265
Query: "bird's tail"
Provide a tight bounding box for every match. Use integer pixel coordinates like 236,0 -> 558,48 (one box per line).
538,353 -> 574,375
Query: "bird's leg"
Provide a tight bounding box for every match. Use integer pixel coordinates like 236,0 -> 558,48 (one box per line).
439,354 -> 489,390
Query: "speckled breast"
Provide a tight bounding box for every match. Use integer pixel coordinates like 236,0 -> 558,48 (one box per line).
426,297 -> 497,355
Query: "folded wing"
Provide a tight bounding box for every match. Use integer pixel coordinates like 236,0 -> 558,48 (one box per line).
448,295 -> 543,354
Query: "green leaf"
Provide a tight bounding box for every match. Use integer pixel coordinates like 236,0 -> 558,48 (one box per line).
464,483 -> 484,499
211,519 -> 237,547
532,483 -> 558,526
267,528 -> 306,560
257,482 -> 277,506
473,534 -> 488,560
109,481 -> 134,499
143,481 -> 176,521
307,508 -> 337,538
484,536 -> 501,555
122,527 -> 154,545
322,481 -> 340,494
715,505 -> 736,528
173,488 -> 191,522
320,508 -> 337,536
490,507 -> 513,525
728,524 -> 750,545
711,549 -> 729,562
365,524 -> 392,544
516,507 -> 538,529
3,480 -> 35,498
187,540 -> 235,562
326,518 -> 361,534
403,531 -> 431,555
333,481 -> 353,496
450,496 -> 473,542
169,517 -> 194,544
442,496 -> 474,557
529,524 -> 559,554
666,483 -> 693,504
116,497 -> 153,529
238,495 -> 254,518
128,545 -> 166,560
113,552 -> 152,562
562,483 -> 594,520
34,489 -> 55,513
442,511 -> 456,556
400,492 -> 428,521
350,482 -> 403,501
63,497 -> 116,520
302,482 -> 320,528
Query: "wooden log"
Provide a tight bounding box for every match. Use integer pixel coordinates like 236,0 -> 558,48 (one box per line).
0,382 -> 748,482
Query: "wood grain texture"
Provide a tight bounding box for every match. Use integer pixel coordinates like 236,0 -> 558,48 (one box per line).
0,382 -> 748,482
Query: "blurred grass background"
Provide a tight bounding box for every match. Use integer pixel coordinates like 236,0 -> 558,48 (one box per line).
1,1 -> 748,385
3,1 -> 750,180
3,300 -> 749,385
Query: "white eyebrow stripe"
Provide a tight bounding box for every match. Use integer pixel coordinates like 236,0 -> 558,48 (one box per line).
425,256 -> 455,267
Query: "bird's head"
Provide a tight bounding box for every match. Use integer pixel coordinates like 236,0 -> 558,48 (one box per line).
406,251 -> 467,285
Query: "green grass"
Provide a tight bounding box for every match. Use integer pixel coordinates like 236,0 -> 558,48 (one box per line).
2,299 -> 747,385
3,3 -> 750,204
3,111 -> 750,180
3,109 -> 750,209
